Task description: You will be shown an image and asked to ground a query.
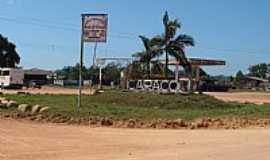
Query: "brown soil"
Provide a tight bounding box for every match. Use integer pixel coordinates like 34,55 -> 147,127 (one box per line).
1,118 -> 270,160
1,112 -> 270,130
0,86 -> 93,95
206,92 -> 270,105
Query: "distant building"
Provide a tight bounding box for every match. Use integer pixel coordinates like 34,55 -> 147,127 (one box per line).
24,68 -> 54,85
240,76 -> 270,91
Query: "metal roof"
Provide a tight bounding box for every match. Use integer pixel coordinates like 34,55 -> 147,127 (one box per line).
245,76 -> 269,83
24,68 -> 54,76
150,58 -> 226,66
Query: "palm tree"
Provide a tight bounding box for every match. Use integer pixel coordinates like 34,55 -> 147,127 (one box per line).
161,11 -> 195,79
133,36 -> 162,78
135,12 -> 195,91
0,34 -> 20,68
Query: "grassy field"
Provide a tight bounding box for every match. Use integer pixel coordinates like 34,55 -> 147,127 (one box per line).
2,90 -> 270,121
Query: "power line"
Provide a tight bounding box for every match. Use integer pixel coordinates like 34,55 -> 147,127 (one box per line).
16,40 -> 133,57
16,40 -> 270,56
0,15 -> 139,38
0,16 -> 78,32
1,15 -> 270,55
0,16 -> 137,40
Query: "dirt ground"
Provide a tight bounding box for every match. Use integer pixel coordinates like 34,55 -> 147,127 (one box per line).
1,86 -> 270,104
0,119 -> 270,160
206,92 -> 270,104
0,86 -> 93,95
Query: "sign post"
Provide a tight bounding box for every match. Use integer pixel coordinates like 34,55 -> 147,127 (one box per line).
96,58 -> 106,89
78,14 -> 108,109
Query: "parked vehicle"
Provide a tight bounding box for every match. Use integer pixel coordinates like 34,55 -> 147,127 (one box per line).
24,80 -> 42,89
199,80 -> 230,92
0,68 -> 24,89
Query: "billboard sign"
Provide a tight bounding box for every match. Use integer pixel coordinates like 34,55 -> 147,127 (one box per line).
96,58 -> 106,66
82,14 -> 108,43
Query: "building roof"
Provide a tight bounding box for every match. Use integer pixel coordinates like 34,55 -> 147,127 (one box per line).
245,76 -> 269,83
151,58 -> 226,66
24,68 -> 54,76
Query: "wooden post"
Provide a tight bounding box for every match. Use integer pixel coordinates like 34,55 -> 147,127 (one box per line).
93,42 -> 98,68
195,65 -> 200,91
195,66 -> 200,82
175,60 -> 179,80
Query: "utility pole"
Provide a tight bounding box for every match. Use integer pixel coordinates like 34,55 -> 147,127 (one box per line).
78,15 -> 85,110
93,42 -> 98,68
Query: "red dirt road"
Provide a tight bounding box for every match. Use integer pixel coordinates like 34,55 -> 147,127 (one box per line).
206,92 -> 270,104
1,119 -> 270,160
0,86 -> 93,95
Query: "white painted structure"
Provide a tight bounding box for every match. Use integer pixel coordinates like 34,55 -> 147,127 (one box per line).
0,68 -> 24,88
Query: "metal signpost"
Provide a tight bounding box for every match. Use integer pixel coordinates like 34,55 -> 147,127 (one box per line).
96,58 -> 106,89
78,14 -> 108,109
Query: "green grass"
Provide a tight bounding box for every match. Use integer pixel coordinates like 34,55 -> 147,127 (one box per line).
2,90 -> 270,121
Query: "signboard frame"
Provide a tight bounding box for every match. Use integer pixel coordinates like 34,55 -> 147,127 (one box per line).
81,13 -> 108,43
78,13 -> 108,109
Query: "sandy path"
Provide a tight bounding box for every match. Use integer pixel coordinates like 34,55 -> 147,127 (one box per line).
0,86 -> 93,95
1,119 -> 270,160
206,92 -> 270,104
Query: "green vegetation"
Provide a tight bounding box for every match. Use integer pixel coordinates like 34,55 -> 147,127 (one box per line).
2,90 -> 270,121
133,11 -> 195,81
0,34 -> 20,68
248,63 -> 270,79
56,62 -> 124,85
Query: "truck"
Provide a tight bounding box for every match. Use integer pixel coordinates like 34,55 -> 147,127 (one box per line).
0,68 -> 24,89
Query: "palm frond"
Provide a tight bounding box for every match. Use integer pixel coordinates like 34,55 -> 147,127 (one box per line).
139,35 -> 151,51
165,20 -> 181,41
175,34 -> 195,46
151,47 -> 164,58
150,35 -> 164,47
167,44 -> 192,74
132,51 -> 144,58
132,51 -> 147,62
172,19 -> 181,29
163,11 -> 169,26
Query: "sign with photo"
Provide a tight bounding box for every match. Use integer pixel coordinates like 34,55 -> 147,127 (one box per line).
82,14 -> 108,42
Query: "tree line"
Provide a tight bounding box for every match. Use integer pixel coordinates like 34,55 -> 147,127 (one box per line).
0,34 -> 20,68
55,63 -> 124,86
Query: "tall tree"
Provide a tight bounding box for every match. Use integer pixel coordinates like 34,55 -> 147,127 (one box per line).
234,70 -> 245,88
0,34 -> 20,68
133,36 -> 162,78
161,11 -> 195,79
248,63 -> 269,79
102,62 -> 124,85
55,63 -> 88,80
